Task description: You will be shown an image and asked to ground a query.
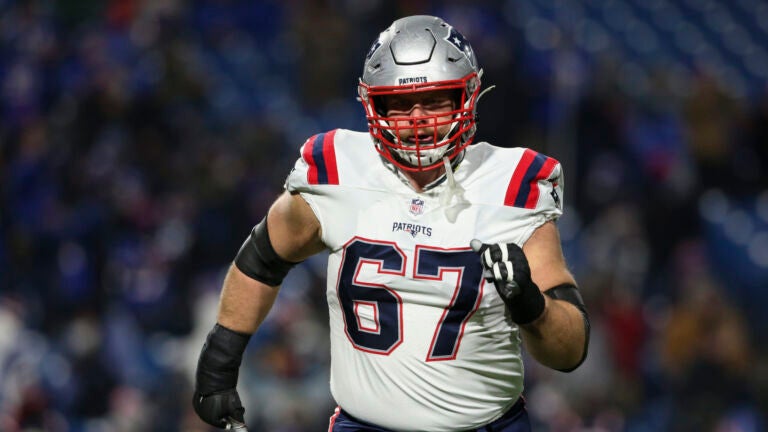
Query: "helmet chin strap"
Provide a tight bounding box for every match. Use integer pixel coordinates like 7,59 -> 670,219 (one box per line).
439,156 -> 470,223
436,83 -> 493,223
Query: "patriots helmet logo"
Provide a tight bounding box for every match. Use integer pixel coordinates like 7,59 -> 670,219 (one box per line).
366,38 -> 382,60
446,27 -> 476,68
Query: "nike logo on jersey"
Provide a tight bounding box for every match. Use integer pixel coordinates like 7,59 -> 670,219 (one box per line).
392,222 -> 433,237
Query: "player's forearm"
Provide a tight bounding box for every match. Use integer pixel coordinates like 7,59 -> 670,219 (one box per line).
520,296 -> 587,371
217,264 -> 280,334
194,264 -> 267,428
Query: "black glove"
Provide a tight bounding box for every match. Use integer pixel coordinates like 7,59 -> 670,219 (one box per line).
193,389 -> 245,428
193,323 -> 251,428
470,239 -> 545,325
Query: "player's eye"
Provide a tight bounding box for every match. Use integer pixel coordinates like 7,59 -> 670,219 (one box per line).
386,98 -> 452,115
423,98 -> 453,111
387,99 -> 412,112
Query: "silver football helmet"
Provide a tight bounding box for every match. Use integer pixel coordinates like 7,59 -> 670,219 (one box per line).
358,15 -> 482,172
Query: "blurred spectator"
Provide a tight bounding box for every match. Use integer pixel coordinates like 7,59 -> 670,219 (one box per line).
683,71 -> 743,192
660,241 -> 761,432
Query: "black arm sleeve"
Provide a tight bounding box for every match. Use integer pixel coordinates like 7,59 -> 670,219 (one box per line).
195,323 -> 251,395
234,217 -> 298,286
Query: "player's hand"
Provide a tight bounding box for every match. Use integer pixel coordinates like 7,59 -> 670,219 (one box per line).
470,239 -> 545,325
193,388 -> 245,429
193,324 -> 251,429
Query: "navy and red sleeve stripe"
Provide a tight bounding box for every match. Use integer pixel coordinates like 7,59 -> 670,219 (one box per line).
302,129 -> 339,185
504,149 -> 559,209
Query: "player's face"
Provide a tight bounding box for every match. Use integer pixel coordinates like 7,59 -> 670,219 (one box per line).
382,90 -> 456,144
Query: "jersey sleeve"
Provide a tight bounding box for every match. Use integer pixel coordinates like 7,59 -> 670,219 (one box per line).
285,130 -> 340,192
503,148 -> 563,215
284,130 -> 341,247
501,148 -> 564,242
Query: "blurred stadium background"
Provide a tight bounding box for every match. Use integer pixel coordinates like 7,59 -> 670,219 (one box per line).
1,0 -> 767,431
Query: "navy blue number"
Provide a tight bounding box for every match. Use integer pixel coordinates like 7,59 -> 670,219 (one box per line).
337,239 -> 405,354
415,247 -> 484,361
337,240 -> 483,359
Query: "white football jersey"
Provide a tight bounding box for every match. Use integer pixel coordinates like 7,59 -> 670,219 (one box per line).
284,129 -> 564,431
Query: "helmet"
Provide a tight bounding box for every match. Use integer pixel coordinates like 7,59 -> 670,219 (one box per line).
358,15 -> 482,172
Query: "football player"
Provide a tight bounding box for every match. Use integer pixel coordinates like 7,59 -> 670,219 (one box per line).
193,15 -> 590,431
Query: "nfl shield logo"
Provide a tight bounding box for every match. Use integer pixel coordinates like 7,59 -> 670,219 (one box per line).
409,198 -> 425,216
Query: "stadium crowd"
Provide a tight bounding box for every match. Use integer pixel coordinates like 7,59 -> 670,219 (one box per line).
1,0 -> 766,431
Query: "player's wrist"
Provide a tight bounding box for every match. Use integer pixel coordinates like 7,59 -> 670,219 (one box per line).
195,323 -> 251,395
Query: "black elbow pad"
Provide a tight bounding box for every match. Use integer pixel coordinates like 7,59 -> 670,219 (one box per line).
234,217 -> 298,286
